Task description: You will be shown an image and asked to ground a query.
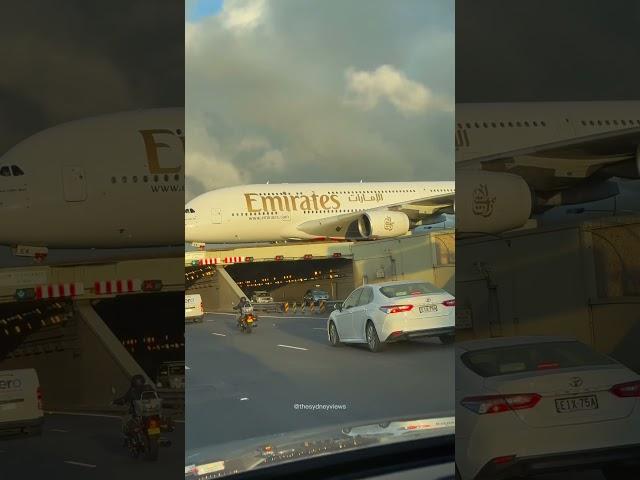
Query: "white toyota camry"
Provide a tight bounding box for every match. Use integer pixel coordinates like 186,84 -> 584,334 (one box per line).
455,336 -> 640,480
327,280 -> 455,352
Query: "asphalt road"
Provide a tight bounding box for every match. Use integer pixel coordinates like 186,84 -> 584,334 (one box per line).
185,311 -> 454,454
1,412 -> 184,479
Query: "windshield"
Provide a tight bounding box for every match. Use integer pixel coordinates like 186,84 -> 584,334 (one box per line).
184,1 -> 455,477
462,341 -> 616,377
379,282 -> 440,298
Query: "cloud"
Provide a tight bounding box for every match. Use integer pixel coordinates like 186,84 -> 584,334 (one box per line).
220,0 -> 267,32
344,65 -> 435,115
186,0 -> 454,200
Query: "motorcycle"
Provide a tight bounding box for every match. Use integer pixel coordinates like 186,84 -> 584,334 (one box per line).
238,305 -> 258,334
114,387 -> 172,461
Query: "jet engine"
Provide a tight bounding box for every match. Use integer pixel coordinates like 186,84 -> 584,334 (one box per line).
456,171 -> 533,234
357,210 -> 410,239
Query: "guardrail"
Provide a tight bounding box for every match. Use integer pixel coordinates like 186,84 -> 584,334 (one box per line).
250,300 -> 343,315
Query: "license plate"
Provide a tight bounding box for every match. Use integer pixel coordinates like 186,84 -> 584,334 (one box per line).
147,427 -> 161,435
555,395 -> 598,413
419,305 -> 438,313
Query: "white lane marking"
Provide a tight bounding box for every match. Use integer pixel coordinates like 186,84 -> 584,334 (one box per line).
46,411 -> 120,419
240,397 -> 249,401
64,461 -> 96,468
185,366 -> 191,370
50,428 -> 69,433
211,333 -> 226,337
277,344 -> 308,351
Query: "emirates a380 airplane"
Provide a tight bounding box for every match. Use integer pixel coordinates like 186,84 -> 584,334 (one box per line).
0,108 -> 184,256
456,101 -> 640,234
185,181 -> 455,244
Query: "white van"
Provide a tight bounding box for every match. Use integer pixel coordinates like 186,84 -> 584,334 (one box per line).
156,361 -> 186,389
185,293 -> 204,322
0,369 -> 43,436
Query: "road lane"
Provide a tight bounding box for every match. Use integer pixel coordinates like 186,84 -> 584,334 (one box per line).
1,412 -> 184,479
186,312 -> 454,453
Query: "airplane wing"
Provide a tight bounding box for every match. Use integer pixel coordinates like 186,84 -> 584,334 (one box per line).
458,126 -> 640,189
295,192 -> 454,238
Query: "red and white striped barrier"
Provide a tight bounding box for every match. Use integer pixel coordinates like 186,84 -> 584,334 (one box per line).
93,279 -> 142,295
35,282 -> 84,299
199,256 -> 251,266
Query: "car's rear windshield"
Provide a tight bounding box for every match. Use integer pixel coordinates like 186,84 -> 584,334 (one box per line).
461,341 -> 616,378
379,282 -> 440,298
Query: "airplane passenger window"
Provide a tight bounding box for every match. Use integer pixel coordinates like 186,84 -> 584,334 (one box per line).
154,175 -> 159,182
0,166 -> 10,176
164,174 -> 169,182
11,165 -> 24,176
111,176 -> 116,183
144,176 -> 149,182
174,174 -> 179,181
122,176 -> 127,183
133,176 -> 138,183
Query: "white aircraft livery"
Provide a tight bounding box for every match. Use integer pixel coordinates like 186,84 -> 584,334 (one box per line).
185,182 -> 454,244
0,108 -> 184,252
455,101 -> 640,234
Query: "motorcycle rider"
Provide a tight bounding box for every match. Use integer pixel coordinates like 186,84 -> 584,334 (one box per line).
113,374 -> 151,440
233,296 -> 252,327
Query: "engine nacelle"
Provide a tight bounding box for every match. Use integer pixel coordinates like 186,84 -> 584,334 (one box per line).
357,210 -> 410,239
456,171 -> 533,234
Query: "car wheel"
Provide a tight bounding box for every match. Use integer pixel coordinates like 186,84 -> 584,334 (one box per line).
439,334 -> 455,345
366,321 -> 384,353
329,322 -> 342,347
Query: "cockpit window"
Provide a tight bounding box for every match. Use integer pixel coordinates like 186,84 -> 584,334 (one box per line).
185,208 -> 195,213
11,165 -> 24,176
0,166 -> 10,177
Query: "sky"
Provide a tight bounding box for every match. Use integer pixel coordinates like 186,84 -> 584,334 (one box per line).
457,0 -> 640,102
185,0 -> 455,201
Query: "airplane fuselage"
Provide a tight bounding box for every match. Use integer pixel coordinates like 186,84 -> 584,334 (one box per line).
185,181 -> 455,243
0,108 -> 184,248
456,101 -> 640,163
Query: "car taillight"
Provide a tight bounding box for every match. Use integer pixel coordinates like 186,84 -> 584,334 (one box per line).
200,302 -> 204,311
610,380 -> 640,397
379,305 -> 414,314
148,418 -> 159,428
537,362 -> 560,370
37,387 -> 43,410
442,299 -> 455,307
461,393 -> 541,414
492,455 -> 516,465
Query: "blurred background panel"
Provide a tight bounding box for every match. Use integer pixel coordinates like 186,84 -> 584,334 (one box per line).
0,1 -> 184,478
456,1 -> 640,479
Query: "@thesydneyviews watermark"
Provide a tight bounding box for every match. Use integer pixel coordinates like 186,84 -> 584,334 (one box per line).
294,403 -> 348,411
